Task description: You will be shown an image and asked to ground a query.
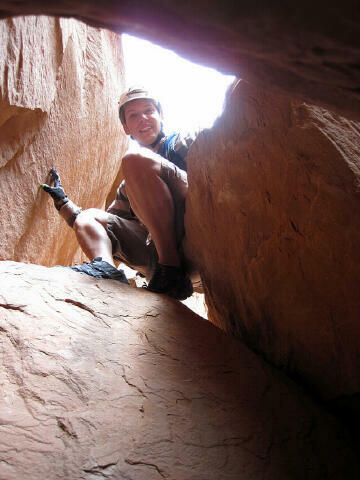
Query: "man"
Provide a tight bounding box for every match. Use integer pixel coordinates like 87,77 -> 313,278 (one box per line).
42,87 -> 194,300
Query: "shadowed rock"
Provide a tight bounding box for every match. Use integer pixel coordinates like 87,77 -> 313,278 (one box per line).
0,1 -> 359,119
0,16 -> 127,266
185,80 -> 360,416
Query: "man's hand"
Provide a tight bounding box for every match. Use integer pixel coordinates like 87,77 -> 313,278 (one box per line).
41,168 -> 69,211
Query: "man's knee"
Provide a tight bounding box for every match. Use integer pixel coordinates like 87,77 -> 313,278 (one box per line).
122,152 -> 160,181
73,208 -> 108,232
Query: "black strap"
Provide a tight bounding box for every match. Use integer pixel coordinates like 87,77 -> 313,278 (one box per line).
150,128 -> 165,149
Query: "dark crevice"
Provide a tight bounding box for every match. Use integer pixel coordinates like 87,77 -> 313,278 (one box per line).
57,419 -> 78,439
0,303 -> 28,313
63,298 -> 98,316
290,219 -> 303,236
83,462 -> 118,475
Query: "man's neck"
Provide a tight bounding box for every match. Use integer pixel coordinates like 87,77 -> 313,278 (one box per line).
144,129 -> 165,152
146,141 -> 160,152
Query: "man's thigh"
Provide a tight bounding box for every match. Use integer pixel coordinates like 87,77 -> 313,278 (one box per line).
105,213 -> 157,276
122,146 -> 163,176
75,208 -> 112,227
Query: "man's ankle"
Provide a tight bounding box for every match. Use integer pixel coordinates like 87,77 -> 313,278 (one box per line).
146,263 -> 193,300
92,256 -> 116,268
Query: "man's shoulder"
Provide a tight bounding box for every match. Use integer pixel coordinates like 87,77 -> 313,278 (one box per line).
160,131 -> 197,160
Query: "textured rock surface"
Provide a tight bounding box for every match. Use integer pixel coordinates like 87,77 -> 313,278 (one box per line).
0,16 -> 127,266
0,1 -> 359,120
185,80 -> 360,409
0,260 -> 359,479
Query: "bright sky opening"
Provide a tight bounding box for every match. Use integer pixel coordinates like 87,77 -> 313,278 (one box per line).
122,34 -> 236,135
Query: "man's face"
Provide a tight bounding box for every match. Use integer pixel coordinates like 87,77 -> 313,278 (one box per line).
123,99 -> 162,146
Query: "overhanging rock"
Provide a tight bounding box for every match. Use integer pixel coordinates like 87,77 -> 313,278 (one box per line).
0,261 -> 358,479
0,1 -> 359,120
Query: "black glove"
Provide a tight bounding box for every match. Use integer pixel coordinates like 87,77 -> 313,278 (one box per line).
41,168 -> 69,211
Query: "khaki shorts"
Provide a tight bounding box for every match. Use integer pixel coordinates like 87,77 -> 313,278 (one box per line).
106,159 -> 188,279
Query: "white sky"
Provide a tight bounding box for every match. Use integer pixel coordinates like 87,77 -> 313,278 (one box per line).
122,34 -> 236,134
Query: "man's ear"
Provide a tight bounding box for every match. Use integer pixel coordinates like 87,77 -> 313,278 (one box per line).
122,122 -> 130,135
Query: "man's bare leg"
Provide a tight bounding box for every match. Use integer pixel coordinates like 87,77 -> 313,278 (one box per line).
42,169 -> 127,283
122,152 -> 180,266
41,172 -> 115,266
70,208 -> 115,266
121,151 -> 193,299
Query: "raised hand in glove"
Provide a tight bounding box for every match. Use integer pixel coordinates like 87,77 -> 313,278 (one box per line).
41,168 -> 69,211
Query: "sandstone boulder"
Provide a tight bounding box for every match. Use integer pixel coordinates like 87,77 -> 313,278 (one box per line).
0,260 -> 359,479
185,80 -> 360,412
0,16 -> 127,267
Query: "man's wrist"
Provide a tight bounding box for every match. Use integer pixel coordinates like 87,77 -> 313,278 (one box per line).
55,196 -> 69,211
58,200 -> 82,227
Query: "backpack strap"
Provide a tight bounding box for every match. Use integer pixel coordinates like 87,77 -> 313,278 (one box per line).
163,133 -> 177,159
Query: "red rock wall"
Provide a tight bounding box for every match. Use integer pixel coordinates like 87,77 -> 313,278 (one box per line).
0,260 -> 359,479
0,16 -> 127,266
185,80 -> 360,405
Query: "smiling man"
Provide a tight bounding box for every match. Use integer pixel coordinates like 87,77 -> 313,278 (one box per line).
42,87 -> 195,300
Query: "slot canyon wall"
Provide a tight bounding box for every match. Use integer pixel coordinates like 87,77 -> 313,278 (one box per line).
0,16 -> 127,266
185,81 -> 360,410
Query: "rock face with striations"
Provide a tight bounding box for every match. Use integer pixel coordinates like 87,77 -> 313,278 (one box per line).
0,260 -> 359,479
185,80 -> 360,411
0,16 -> 127,267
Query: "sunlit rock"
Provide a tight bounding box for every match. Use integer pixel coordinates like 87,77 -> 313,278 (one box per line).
0,16 -> 127,266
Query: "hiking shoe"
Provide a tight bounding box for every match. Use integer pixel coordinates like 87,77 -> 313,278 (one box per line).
68,257 -> 128,284
146,263 -> 193,300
